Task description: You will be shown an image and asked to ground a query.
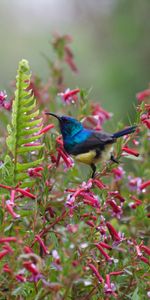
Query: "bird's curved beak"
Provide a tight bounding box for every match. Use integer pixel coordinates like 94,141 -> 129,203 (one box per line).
45,112 -> 61,121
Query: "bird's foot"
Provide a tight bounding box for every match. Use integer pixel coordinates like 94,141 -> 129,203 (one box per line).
92,171 -> 100,179
110,154 -> 119,164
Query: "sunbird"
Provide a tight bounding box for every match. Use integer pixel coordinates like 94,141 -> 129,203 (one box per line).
46,113 -> 137,177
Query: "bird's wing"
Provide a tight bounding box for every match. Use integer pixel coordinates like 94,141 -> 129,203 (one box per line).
68,131 -> 114,155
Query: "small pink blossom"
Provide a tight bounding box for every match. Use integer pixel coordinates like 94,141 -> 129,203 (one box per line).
128,176 -> 142,194
67,224 -> 78,233
0,90 -> 11,110
112,167 -> 125,181
104,274 -> 116,296
58,88 -> 80,104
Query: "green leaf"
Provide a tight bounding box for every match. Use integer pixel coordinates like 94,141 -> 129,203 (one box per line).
6,59 -> 44,187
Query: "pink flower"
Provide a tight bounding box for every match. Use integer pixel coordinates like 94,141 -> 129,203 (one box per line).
107,199 -> 123,219
0,249 -> 9,260
67,224 -> 78,233
6,200 -> 20,219
98,241 -> 112,250
3,263 -> 13,274
58,88 -> 80,104
28,167 -> 43,178
104,274 -> 116,295
83,103 -> 112,130
122,147 -> 139,157
96,243 -> 113,262
35,235 -> 49,255
23,261 -> 39,276
88,263 -> 104,283
0,90 -> 11,110
129,195 -> 142,209
38,123 -> 55,134
106,222 -> 123,243
0,237 -> 17,243
140,245 -> 150,256
128,176 -> 142,194
64,47 -> 78,73
140,180 -> 150,191
56,147 -> 74,170
141,113 -> 150,129
112,167 -> 125,181
136,88 -> 150,102
16,188 -> 36,199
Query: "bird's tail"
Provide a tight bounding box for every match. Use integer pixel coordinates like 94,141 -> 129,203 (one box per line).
113,125 -> 137,139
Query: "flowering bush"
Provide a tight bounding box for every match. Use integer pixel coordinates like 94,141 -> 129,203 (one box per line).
0,34 -> 149,300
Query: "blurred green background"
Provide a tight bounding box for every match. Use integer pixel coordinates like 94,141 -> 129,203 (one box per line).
0,0 -> 150,124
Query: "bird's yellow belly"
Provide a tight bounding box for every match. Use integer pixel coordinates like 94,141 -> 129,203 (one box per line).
73,150 -> 96,165
73,145 -> 113,166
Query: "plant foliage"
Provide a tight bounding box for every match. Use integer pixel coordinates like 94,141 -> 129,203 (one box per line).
6,59 -> 44,187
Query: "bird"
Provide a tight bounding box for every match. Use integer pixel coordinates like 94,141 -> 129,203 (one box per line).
45,112 -> 137,178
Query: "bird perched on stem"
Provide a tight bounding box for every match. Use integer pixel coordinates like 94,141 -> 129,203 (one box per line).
45,112 -> 137,177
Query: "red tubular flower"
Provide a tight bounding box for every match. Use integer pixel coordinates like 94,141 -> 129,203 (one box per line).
122,147 -> 139,157
16,274 -> 26,282
28,167 -> 43,178
138,256 -> 150,265
6,201 -> 20,219
140,180 -> 150,190
88,263 -> 104,283
109,191 -> 125,203
38,124 -> 54,134
58,88 -> 80,103
23,261 -> 39,275
135,245 -> 142,257
35,235 -> 49,255
92,178 -> 106,189
136,88 -> 150,102
3,263 -> 13,274
80,192 -> 100,208
0,249 -> 9,260
0,183 -> 12,190
56,147 -> 74,169
112,167 -> 125,181
86,220 -> 95,228
24,246 -> 34,254
109,271 -> 124,276
106,222 -> 121,242
16,188 -> 36,199
0,237 -> 17,243
64,45 -> 78,73
24,142 -> 41,147
98,242 -> 112,250
96,244 -> 112,262
129,195 -> 142,209
10,189 -> 16,204
107,199 -> 122,215
104,274 -> 116,295
140,245 -> 150,256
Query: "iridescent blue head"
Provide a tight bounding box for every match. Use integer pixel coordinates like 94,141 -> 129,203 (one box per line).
45,113 -> 83,138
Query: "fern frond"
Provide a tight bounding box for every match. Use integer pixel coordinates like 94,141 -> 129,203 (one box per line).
6,59 -> 44,187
